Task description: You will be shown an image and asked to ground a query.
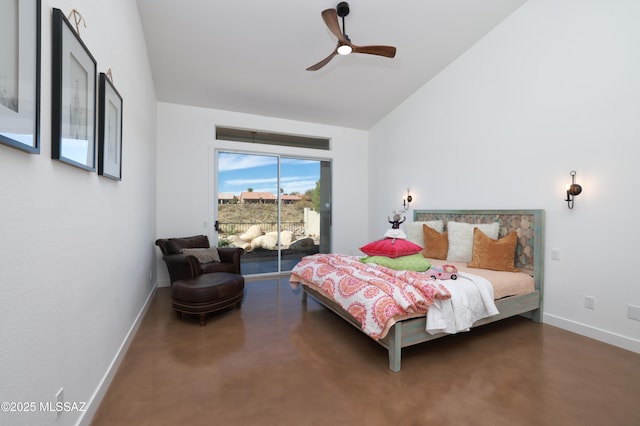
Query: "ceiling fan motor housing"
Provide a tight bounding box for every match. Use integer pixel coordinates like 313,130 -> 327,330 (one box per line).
336,2 -> 350,17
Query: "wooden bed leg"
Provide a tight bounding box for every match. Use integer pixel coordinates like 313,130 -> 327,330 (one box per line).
302,289 -> 308,303
531,308 -> 542,323
387,323 -> 402,372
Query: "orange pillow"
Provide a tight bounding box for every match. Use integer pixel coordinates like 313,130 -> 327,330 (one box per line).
467,228 -> 520,272
422,224 -> 448,260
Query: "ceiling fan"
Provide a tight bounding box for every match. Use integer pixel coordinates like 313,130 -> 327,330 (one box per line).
306,2 -> 397,71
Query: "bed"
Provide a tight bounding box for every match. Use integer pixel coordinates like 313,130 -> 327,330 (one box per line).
290,209 -> 544,372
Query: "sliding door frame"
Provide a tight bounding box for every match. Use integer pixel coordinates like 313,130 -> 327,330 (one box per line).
211,145 -> 332,276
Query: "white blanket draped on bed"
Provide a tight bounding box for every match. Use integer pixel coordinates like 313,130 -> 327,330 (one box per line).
426,272 -> 499,335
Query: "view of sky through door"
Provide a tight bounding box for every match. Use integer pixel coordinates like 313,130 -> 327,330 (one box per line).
218,153 -> 320,195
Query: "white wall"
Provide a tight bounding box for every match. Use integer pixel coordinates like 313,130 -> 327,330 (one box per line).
370,0 -> 640,352
155,102 -> 369,285
0,1 -> 157,425
4,1 -> 636,423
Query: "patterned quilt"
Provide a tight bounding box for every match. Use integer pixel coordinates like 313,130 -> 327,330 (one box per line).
290,254 -> 451,339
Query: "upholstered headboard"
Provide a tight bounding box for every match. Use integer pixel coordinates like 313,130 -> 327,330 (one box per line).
413,209 -> 545,292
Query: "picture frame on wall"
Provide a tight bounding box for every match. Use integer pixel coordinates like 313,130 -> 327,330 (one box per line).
51,7 -> 97,171
98,73 -> 123,180
0,0 -> 41,153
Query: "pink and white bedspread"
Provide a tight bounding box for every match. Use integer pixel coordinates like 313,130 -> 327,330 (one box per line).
290,254 -> 451,339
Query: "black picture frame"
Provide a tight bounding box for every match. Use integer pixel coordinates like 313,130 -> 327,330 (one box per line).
0,0 -> 41,153
51,7 -> 97,171
98,73 -> 123,180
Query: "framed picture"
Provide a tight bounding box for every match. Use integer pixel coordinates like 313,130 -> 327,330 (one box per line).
0,0 -> 41,153
98,73 -> 123,180
51,7 -> 97,171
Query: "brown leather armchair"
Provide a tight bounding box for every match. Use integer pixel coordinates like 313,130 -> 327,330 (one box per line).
155,235 -> 243,283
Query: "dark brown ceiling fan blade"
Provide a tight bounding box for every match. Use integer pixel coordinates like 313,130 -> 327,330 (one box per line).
307,3 -> 396,71
352,45 -> 397,58
306,50 -> 338,71
321,8 -> 348,44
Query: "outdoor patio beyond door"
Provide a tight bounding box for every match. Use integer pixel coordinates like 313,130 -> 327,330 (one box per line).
216,152 -> 331,275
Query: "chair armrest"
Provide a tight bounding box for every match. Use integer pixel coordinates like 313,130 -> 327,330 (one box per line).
217,247 -> 244,274
162,253 -> 200,283
155,239 -> 170,255
183,255 -> 204,278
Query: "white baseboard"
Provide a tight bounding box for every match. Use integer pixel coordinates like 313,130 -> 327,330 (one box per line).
76,283 -> 158,426
544,313 -> 640,354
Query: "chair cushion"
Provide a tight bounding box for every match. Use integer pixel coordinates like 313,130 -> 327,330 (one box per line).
181,247 -> 220,263
202,261 -> 235,274
166,235 -> 210,254
171,272 -> 244,303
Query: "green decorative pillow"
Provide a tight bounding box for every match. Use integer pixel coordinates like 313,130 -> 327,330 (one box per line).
361,254 -> 431,272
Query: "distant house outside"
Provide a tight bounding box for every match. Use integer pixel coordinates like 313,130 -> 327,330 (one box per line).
218,192 -> 302,204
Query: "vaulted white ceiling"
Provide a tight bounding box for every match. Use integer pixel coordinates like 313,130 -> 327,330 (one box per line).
136,0 -> 527,130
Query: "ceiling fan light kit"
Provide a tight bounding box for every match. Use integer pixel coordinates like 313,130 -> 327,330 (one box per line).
306,2 -> 396,71
337,44 -> 352,55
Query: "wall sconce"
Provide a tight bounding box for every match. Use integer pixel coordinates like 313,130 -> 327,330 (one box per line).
403,188 -> 413,211
565,171 -> 582,209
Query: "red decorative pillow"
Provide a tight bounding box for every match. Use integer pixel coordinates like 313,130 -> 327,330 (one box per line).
360,238 -> 423,258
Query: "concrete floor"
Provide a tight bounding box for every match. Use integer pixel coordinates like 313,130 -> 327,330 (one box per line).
92,278 -> 640,426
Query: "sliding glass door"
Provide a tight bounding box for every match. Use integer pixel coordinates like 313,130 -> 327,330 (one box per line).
216,151 -> 331,275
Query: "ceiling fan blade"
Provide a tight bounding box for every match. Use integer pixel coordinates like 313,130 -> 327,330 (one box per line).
352,45 -> 397,58
306,50 -> 338,71
321,8 -> 348,44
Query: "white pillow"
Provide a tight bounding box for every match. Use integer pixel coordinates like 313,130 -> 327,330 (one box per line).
446,221 -> 500,262
403,220 -> 444,247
